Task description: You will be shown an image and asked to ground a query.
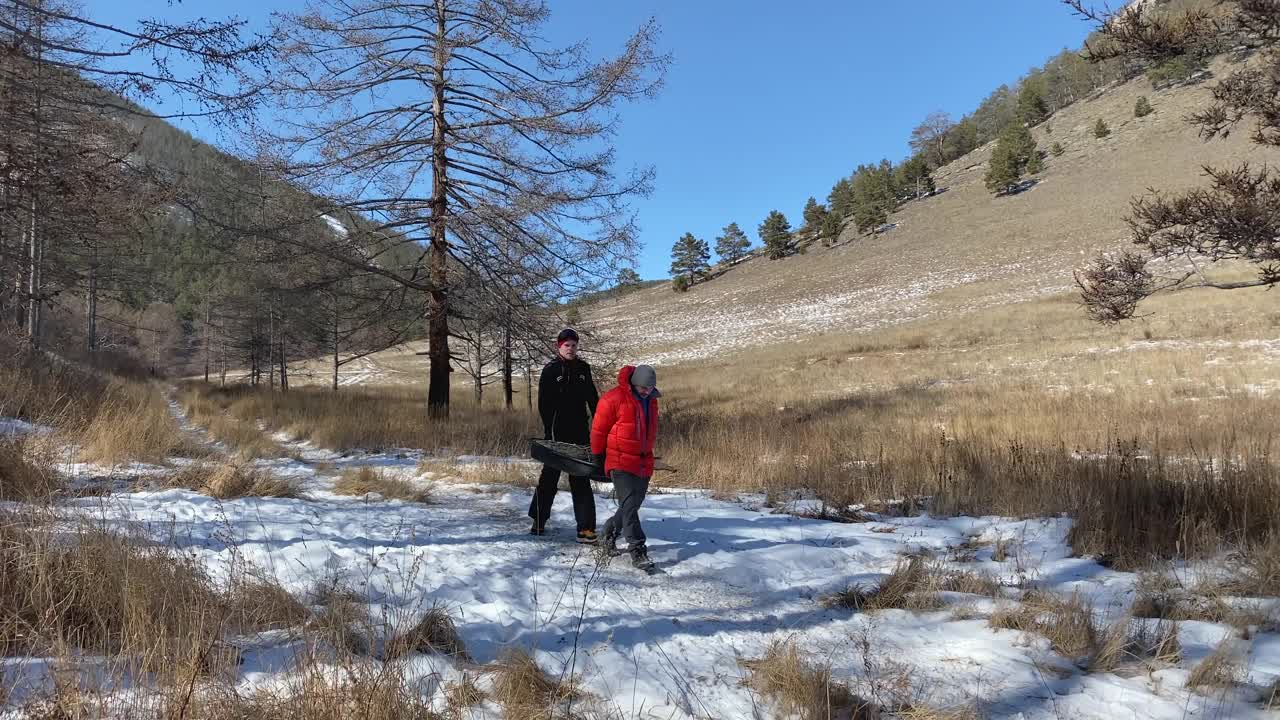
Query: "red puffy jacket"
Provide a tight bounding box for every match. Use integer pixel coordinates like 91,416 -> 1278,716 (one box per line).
590,365 -> 660,477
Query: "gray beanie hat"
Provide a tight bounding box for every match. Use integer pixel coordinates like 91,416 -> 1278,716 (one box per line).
631,364 -> 657,387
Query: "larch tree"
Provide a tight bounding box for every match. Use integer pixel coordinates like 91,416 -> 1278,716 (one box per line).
266,0 -> 668,418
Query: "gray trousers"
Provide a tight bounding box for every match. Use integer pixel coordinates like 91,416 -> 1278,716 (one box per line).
603,470 -> 649,546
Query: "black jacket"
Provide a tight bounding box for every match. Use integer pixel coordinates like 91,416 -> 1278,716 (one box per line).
538,358 -> 599,445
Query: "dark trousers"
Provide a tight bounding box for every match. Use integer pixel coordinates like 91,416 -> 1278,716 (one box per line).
528,465 -> 596,531
603,470 -> 649,547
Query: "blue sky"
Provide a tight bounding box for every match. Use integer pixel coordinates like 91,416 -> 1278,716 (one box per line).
106,1 -> 1095,282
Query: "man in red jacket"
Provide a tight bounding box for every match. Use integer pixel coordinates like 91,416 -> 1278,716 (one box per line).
590,364 -> 659,570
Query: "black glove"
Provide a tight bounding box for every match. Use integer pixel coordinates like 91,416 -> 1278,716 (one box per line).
590,453 -> 604,468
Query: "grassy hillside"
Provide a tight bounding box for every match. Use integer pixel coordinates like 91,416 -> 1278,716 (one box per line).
587,54 -> 1268,369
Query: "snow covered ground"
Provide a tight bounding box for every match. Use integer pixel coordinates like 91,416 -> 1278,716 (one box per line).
2,414 -> 1278,718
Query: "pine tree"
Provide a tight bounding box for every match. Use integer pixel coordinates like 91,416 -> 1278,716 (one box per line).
985,122 -> 1038,195
850,161 -> 899,234
1051,141 -> 1066,157
1134,96 -> 1154,118
1027,151 -> 1045,175
802,197 -> 830,232
759,211 -> 792,260
714,222 -> 751,264
669,232 -> 711,284
820,211 -> 843,247
1016,82 -> 1050,126
617,268 -> 641,287
1094,118 -> 1111,138
894,154 -> 935,200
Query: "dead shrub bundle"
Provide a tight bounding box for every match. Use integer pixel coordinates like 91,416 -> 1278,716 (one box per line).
165,463 -> 300,500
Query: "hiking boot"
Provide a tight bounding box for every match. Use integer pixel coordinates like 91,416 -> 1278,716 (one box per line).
576,529 -> 598,545
529,522 -> 546,536
630,544 -> 654,571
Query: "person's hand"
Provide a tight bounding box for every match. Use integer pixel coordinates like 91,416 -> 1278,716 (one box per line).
590,453 -> 604,468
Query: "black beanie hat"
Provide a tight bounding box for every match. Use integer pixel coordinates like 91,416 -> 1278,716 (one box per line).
556,328 -> 579,345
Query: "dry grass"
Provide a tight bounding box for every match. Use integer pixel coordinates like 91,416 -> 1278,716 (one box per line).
1186,638 -> 1244,690
739,640 -> 878,720
444,674 -> 486,716
190,660 -> 444,720
1222,535 -> 1280,598
486,647 -> 582,719
989,591 -> 1099,660
78,379 -> 187,465
179,382 -> 534,456
1092,617 -> 1183,673
0,510 -> 309,691
333,467 -> 432,503
0,439 -> 61,501
165,462 -> 301,500
384,604 -> 470,662
1130,584 -> 1269,632
307,591 -> 373,657
825,557 -> 945,612
417,457 -> 537,487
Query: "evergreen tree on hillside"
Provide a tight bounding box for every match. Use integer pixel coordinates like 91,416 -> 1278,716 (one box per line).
617,268 -> 642,287
1134,96 -> 1154,117
985,123 -> 1038,195
714,222 -> 751,264
850,161 -> 899,234
828,177 -> 855,218
669,233 -> 711,285
802,197 -> 830,232
820,211 -> 844,247
894,154 -> 935,199
1051,141 -> 1066,157
942,117 -> 980,163
759,211 -> 793,260
1094,118 -> 1111,138
1016,80 -> 1050,125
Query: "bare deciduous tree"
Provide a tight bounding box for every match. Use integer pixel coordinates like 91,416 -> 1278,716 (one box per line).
266,0 -> 668,418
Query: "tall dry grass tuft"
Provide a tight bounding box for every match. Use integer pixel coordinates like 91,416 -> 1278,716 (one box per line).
989,591 -> 1099,660
190,659 -> 442,720
825,557 -> 945,612
487,647 -> 581,719
384,604 -> 470,662
1091,616 -> 1183,672
1186,638 -> 1244,690
739,640 -> 878,720
0,511 -> 234,687
78,379 -> 186,465
165,463 -> 301,500
0,440 -> 61,501
333,467 -> 432,503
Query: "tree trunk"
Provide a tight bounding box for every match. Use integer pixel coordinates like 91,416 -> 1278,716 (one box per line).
203,303 -> 210,383
502,320 -> 514,409
268,306 -> 276,390
25,193 -> 39,348
219,336 -> 227,387
526,363 -> 533,410
86,263 -> 98,358
279,338 -> 288,392
474,373 -> 482,405
426,0 -> 451,419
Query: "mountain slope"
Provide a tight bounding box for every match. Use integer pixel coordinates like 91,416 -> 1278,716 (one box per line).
588,55 -> 1265,366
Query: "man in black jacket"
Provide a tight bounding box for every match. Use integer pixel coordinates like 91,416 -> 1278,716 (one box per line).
529,328 -> 600,543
